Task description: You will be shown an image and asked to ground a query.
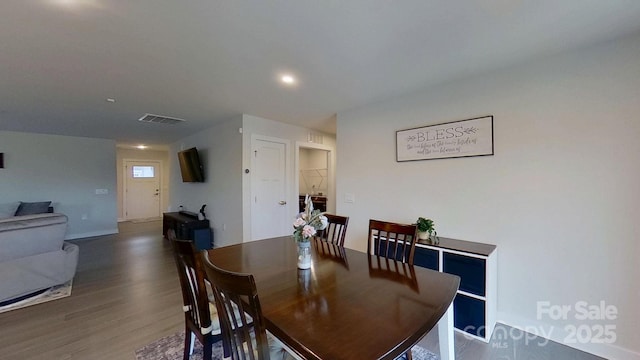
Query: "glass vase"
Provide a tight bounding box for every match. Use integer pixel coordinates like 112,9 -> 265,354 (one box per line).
297,241 -> 312,269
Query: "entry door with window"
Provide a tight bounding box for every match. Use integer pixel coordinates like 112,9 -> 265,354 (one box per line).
125,160 -> 161,220
251,138 -> 289,240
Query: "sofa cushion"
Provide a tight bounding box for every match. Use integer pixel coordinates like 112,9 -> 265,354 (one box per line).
0,213 -> 68,262
0,213 -> 67,231
0,242 -> 79,302
14,201 -> 52,216
0,202 -> 19,219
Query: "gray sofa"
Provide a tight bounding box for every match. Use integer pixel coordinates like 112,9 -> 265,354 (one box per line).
0,213 -> 79,303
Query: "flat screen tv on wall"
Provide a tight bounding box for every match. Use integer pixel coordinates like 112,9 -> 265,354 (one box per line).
178,147 -> 205,182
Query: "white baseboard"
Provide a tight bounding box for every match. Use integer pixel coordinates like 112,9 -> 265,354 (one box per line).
65,228 -> 119,240
497,312 -> 640,360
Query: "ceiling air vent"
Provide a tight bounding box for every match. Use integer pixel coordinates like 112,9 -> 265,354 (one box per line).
138,113 -> 186,125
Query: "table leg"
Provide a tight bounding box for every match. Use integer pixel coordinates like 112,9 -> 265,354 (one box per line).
438,303 -> 455,360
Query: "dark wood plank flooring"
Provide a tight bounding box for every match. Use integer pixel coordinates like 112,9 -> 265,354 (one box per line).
421,323 -> 604,360
0,221 -> 604,359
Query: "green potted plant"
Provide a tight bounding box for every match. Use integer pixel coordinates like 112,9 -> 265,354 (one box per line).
415,217 -> 437,241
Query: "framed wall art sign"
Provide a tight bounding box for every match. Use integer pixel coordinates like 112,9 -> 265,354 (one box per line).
396,115 -> 494,162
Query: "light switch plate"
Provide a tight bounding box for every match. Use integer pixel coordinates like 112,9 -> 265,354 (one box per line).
344,193 -> 355,203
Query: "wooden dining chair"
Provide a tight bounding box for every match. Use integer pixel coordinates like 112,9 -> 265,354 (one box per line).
368,220 -> 420,359
201,251 -> 297,360
367,219 -> 418,265
168,229 -> 223,360
317,213 -> 349,246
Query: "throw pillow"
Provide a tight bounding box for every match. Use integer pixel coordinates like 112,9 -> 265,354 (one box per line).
0,202 -> 20,218
14,201 -> 52,216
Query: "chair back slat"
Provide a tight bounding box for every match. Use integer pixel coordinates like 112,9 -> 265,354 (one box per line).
317,213 -> 349,246
367,219 -> 418,265
169,230 -> 212,332
168,229 -> 222,360
202,252 -> 271,360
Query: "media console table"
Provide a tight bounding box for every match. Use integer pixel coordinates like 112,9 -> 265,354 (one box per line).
162,211 -> 213,250
413,237 -> 497,342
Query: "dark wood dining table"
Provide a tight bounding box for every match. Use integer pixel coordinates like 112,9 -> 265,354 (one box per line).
205,236 -> 460,360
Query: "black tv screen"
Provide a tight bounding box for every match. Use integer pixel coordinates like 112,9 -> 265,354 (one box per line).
178,147 -> 205,182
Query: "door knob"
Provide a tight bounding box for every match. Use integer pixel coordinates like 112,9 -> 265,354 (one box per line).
279,201 -> 287,205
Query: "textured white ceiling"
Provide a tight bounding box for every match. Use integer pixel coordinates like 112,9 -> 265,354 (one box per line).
2,0 -> 640,147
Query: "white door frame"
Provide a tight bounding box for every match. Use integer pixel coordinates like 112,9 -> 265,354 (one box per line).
250,134 -> 292,241
295,142 -> 334,213
123,159 -> 162,221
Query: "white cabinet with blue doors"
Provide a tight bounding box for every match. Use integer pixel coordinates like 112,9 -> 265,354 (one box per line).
413,237 -> 497,342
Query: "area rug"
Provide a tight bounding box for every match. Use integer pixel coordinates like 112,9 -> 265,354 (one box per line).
135,330 -> 439,360
0,280 -> 72,314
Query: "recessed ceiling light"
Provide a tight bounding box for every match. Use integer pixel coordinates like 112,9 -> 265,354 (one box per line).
137,145 -> 147,150
281,74 -> 296,85
52,0 -> 77,5
106,98 -> 116,103
50,0 -> 98,8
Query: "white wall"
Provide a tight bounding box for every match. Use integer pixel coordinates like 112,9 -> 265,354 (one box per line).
116,147 -> 169,221
241,114 -> 336,242
336,33 -> 640,359
169,116 -> 244,248
0,131 -> 118,239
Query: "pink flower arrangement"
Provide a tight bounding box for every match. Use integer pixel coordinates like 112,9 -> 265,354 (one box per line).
293,195 -> 328,242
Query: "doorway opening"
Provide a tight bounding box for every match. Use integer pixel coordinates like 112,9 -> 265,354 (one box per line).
296,144 -> 333,214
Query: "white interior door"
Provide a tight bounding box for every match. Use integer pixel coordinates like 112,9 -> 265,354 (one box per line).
251,139 -> 289,240
124,160 -> 161,220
